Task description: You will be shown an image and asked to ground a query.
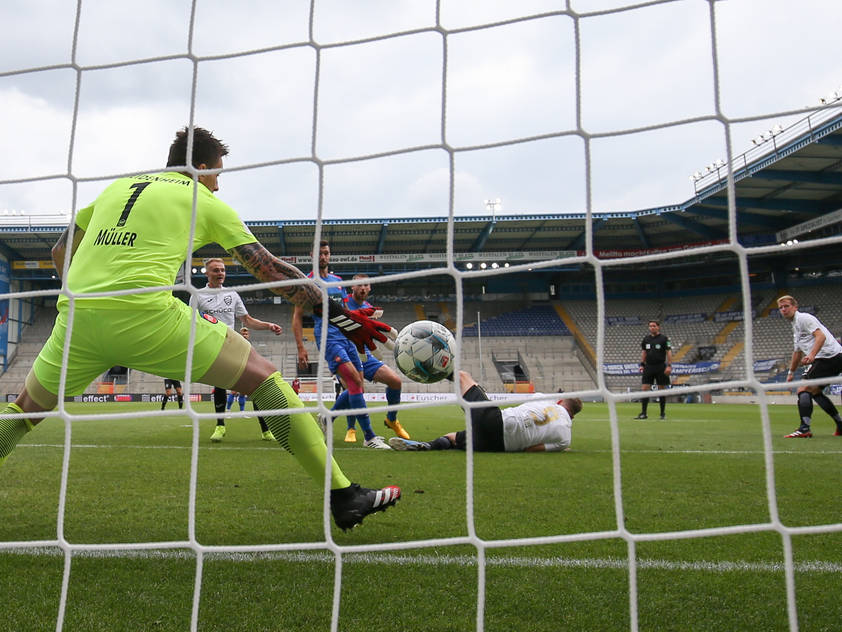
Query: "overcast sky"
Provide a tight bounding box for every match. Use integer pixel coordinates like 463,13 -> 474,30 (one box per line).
0,0 -> 839,224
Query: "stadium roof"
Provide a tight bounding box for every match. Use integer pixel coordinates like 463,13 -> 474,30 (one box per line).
2,109 -> 842,278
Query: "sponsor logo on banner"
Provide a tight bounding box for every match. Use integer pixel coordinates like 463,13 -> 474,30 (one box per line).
603,362 -> 721,376
607,315 -> 642,326
63,393 -> 214,403
754,358 -> 785,372
663,312 -> 707,324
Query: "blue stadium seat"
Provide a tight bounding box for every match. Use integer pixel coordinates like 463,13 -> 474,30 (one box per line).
462,305 -> 570,337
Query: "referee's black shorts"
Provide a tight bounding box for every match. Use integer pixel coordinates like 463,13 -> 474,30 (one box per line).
641,362 -> 670,387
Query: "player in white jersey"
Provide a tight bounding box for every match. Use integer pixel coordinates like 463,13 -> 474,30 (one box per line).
388,371 -> 582,453
778,295 -> 842,438
192,257 -> 283,441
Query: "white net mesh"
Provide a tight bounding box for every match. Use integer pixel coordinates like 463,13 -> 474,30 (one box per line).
2,1 -> 842,630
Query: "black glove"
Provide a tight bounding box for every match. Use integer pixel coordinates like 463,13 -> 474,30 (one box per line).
320,300 -> 392,353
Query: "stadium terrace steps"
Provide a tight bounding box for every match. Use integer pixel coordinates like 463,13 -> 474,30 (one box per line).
6,290 -> 838,398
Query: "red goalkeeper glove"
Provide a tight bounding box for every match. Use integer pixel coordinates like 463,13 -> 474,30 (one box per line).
322,300 -> 392,354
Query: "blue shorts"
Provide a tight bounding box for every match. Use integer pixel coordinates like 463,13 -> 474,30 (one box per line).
361,354 -> 384,382
324,338 -> 363,375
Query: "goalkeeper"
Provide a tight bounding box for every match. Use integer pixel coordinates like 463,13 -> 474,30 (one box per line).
0,126 -> 400,530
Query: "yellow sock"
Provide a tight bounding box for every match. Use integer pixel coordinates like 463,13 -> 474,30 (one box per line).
0,403 -> 33,464
251,372 -> 351,490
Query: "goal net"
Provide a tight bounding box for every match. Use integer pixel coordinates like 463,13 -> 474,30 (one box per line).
1,1 -> 841,630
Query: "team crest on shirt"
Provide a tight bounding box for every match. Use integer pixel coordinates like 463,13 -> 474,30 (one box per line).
202,313 -> 218,324
224,295 -> 232,306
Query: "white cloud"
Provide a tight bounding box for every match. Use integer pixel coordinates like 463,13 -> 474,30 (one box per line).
580,1 -> 715,132
0,0 -> 77,71
317,33 -> 443,159
590,121 -> 727,212
313,0 -> 436,43
218,162 -> 320,220
192,0 -> 311,56
714,0 -> 842,117
440,0 -> 563,29
322,150 -> 450,218
75,0 -> 192,66
2,0 -> 841,223
446,16 -> 577,147
0,87 -> 73,180
194,49 -> 317,168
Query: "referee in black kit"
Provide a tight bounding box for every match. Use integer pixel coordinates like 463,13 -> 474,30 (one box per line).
635,320 -> 672,420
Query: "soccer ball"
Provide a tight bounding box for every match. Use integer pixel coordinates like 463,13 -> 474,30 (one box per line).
393,320 -> 456,384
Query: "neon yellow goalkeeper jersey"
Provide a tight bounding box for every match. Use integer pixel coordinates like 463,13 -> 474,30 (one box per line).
60,172 -> 256,310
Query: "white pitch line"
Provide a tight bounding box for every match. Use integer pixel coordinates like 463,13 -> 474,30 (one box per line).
13,443 -> 842,456
1,547 -> 840,574
13,443 -> 361,452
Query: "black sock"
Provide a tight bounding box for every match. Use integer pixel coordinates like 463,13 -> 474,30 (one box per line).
812,392 -> 842,423
177,395 -> 183,409
641,397 -> 649,414
214,388 -> 227,426
252,402 -> 269,433
161,395 -> 169,410
797,391 -> 813,428
429,436 -> 452,450
659,396 -> 666,416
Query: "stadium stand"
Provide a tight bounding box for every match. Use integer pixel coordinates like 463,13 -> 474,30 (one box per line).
5,286 -> 842,401
462,304 -> 570,337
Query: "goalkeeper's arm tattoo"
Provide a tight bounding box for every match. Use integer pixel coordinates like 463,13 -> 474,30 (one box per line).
230,242 -> 323,307
51,225 -> 85,279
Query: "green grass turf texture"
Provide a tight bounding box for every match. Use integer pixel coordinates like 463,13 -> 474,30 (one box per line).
1,400 -> 840,631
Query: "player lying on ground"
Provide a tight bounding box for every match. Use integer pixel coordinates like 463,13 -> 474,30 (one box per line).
389,371 -> 582,453
0,126 -> 400,530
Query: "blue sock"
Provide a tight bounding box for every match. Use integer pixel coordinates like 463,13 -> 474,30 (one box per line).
332,390 -> 352,429
333,390 -> 350,411
238,394 -> 246,411
348,393 -> 374,440
385,387 -> 401,422
226,392 -> 235,410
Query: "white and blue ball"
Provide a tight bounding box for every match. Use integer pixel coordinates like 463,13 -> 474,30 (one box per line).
393,320 -> 456,384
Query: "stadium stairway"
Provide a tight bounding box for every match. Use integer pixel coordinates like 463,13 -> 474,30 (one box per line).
715,321 -> 740,344
671,343 -> 693,361
438,302 -> 456,331
552,303 -> 596,368
718,341 -> 745,371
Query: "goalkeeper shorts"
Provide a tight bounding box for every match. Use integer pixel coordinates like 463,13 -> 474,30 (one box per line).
27,296 -> 251,408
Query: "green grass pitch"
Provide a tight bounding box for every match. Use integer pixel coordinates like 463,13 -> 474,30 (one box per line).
1,400 -> 840,631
